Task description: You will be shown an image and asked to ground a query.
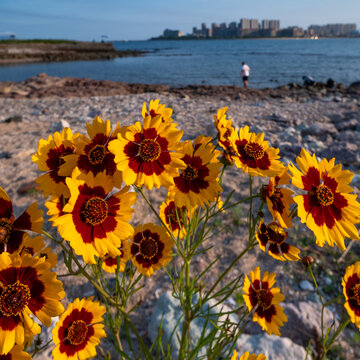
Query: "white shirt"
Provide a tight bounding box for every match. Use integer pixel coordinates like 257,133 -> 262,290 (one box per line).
241,64 -> 250,77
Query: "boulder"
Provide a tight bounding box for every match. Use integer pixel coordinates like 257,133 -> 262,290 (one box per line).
148,291 -> 238,359
236,333 -> 308,360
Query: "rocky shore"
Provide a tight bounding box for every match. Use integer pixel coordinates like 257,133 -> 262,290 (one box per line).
1,75 -> 360,359
0,41 -> 145,64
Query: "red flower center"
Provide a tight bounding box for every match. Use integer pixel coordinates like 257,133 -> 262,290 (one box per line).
88,145 -> 106,165
58,148 -> 74,166
139,236 -> 159,260
138,139 -> 161,161
0,280 -> 31,317
316,184 -> 334,206
244,142 -> 264,160
264,224 -> 286,245
181,165 -> 198,181
255,288 -> 273,310
82,197 -> 108,226
351,283 -> 360,306
0,218 -> 13,244
67,320 -> 88,345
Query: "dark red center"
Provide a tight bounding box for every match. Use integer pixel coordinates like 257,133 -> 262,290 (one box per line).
67,320 -> 88,345
244,142 -> 264,160
264,224 -> 286,245
0,218 -> 13,244
138,139 -> 161,161
139,237 -> 158,260
255,289 -> 273,310
181,166 -> 198,181
0,280 -> 31,316
316,184 -> 334,206
82,197 -> 108,226
88,145 -> 106,165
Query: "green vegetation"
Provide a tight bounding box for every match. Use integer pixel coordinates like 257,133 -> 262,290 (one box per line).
0,39 -> 78,44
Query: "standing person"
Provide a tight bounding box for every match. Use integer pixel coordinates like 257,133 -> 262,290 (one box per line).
241,62 -> 250,88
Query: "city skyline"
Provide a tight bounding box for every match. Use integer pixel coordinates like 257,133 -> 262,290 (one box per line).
1,0 -> 360,41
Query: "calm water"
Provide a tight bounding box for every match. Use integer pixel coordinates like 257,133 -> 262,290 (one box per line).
0,39 -> 359,88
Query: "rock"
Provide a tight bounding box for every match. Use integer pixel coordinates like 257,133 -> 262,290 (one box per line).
349,81 -> 360,88
300,123 -> 337,138
334,118 -> 358,131
0,151 -> 11,159
299,280 -> 314,291
48,119 -> 71,132
282,302 -> 336,346
148,291 -> 237,358
88,109 -> 102,118
320,143 -> 359,166
236,333 -> 308,360
3,115 -> 22,123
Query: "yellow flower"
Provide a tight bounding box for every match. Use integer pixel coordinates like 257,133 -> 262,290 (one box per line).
213,106 -> 235,149
101,248 -> 130,274
54,169 -> 136,264
231,350 -> 267,360
256,220 -> 300,261
229,126 -> 284,177
0,187 -> 43,254
243,267 -> 287,336
142,99 -> 174,123
32,127 -> 78,198
289,148 -> 360,251
108,116 -> 185,190
52,297 -> 106,360
58,116 -> 123,187
123,223 -> 174,277
159,197 -> 195,239
169,139 -> 222,209
261,167 -> 294,228
0,252 -> 64,354
18,233 -> 57,268
342,262 -> 360,330
1,345 -> 32,359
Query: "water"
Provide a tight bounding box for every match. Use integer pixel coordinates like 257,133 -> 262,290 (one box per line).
0,39 -> 359,88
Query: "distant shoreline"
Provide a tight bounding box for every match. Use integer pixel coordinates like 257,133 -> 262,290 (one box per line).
149,36 -> 360,41
0,40 -> 146,65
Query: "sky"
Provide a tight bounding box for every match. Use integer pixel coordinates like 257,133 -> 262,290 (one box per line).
1,0 -> 359,41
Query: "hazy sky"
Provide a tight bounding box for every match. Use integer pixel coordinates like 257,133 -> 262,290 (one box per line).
1,0 -> 359,41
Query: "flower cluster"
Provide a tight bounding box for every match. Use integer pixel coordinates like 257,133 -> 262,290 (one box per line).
2,97 -> 359,358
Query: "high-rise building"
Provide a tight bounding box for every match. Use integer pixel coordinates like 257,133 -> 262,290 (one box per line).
250,19 -> 259,30
269,20 -> 280,30
240,18 -> 251,30
262,20 -> 270,30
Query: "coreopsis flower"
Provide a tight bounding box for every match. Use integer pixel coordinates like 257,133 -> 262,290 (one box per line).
142,99 -> 174,123
53,169 -> 136,264
261,167 -> 294,228
18,234 -> 57,268
45,195 -> 67,223
159,198 -> 194,239
0,187 -> 43,254
213,106 -> 235,148
243,267 -> 287,336
52,297 -> 106,360
231,350 -> 267,360
123,223 -> 174,277
59,117 -> 123,187
169,140 -> 222,209
0,345 -> 32,359
256,220 -> 300,261
32,128 -> 78,198
229,126 -> 284,177
342,262 -> 360,329
101,249 -> 130,273
289,148 -> 360,251
0,252 -> 64,354
108,115 -> 185,190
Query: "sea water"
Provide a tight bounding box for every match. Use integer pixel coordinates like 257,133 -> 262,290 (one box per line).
0,38 -> 359,88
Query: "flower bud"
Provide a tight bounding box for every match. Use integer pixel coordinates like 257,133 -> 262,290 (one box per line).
301,255 -> 314,266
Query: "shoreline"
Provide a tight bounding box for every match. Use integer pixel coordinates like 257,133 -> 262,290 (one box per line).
0,73 -> 359,100
0,41 -> 146,65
